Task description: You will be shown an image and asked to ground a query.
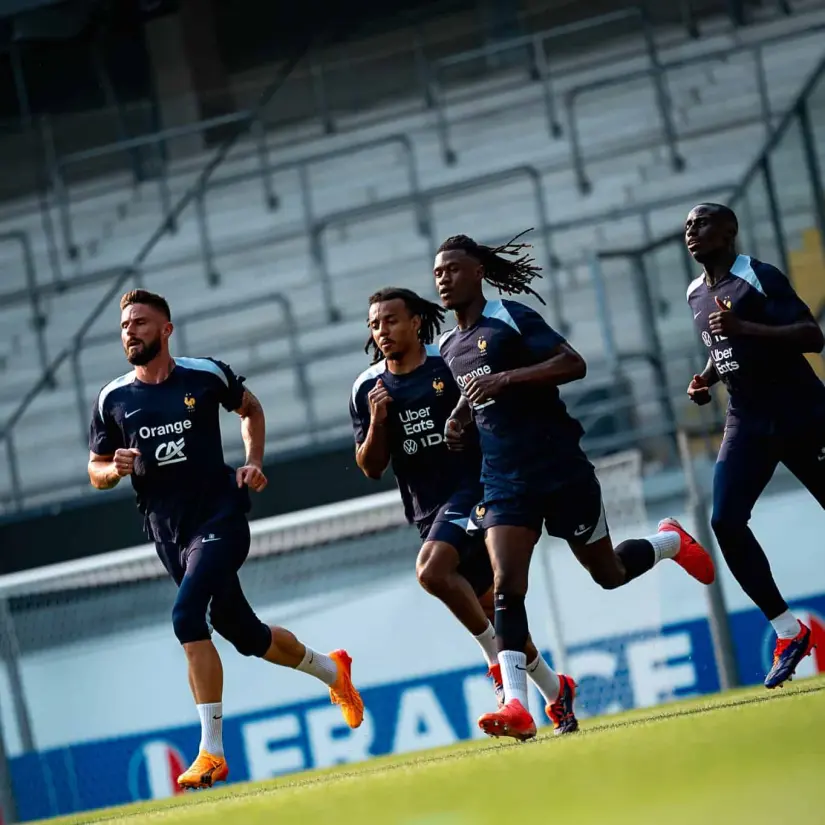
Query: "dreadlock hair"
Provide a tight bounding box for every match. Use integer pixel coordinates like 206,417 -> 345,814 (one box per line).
364,287 -> 446,365
436,228 -> 545,304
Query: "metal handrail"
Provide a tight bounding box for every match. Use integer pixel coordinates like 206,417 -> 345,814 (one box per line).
69,291 -> 315,446
194,133 -> 426,285
608,49 -> 825,262
44,107 -> 274,262
428,6 -> 664,164
565,23 -> 825,194
0,231 -> 48,378
311,164 -> 560,327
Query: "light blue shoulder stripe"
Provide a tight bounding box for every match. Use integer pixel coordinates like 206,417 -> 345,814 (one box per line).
98,371 -> 136,419
351,362 -> 386,406
424,343 -> 440,357
174,356 -> 229,387
481,299 -> 520,333
730,254 -> 765,296
686,275 -> 704,300
438,327 -> 457,349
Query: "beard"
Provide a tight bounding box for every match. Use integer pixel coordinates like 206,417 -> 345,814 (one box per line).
125,336 -> 162,366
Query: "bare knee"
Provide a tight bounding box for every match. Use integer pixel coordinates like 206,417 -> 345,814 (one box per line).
416,543 -> 456,595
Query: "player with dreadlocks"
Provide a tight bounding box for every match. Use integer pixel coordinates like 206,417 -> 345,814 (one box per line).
350,287 -> 574,728
435,231 -> 716,740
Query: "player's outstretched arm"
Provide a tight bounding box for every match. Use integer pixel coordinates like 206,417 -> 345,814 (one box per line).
88,449 -> 139,490
234,390 -> 267,492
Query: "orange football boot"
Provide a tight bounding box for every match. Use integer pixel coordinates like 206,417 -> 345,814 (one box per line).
478,699 -> 537,741
177,751 -> 229,790
658,518 -> 715,585
329,649 -> 365,728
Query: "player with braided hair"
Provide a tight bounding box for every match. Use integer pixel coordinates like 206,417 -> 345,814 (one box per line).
350,287 -> 572,725
435,231 -> 716,740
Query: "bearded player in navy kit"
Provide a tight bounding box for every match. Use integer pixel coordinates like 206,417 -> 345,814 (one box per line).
88,289 -> 363,790
685,203 -> 824,688
435,232 -> 716,741
350,287 -> 578,734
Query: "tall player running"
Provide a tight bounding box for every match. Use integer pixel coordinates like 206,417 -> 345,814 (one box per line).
685,203 -> 823,688
88,289 -> 363,789
435,233 -> 715,740
350,287 -> 578,733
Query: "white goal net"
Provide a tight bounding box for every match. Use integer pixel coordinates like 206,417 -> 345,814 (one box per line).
0,449 -> 663,823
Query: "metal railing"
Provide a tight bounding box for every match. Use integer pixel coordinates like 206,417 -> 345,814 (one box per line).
0,231 -> 48,378
195,133 -> 426,286
428,6 -> 665,164
565,23 -> 825,194
311,164 -> 558,325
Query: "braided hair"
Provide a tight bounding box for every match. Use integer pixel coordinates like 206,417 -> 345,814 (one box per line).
365,287 -> 446,364
437,228 -> 545,304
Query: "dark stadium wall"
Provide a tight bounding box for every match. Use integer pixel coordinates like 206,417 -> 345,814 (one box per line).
0,440 -> 397,575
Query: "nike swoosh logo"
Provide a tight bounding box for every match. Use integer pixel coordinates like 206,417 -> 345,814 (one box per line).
573,526 -> 590,536
694,312 -> 701,319
212,715 -> 222,720
515,665 -> 527,671
444,511 -> 463,517
201,537 -> 222,543
124,409 -> 141,419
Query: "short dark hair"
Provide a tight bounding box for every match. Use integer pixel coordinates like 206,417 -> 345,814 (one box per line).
694,203 -> 739,233
120,289 -> 171,321
437,228 -> 545,304
365,287 -> 446,364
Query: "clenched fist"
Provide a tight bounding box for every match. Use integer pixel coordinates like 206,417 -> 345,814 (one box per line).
368,378 -> 392,424
113,448 -> 140,477
237,463 -> 268,492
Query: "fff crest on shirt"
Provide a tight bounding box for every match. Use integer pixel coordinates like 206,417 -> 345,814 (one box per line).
477,336 -> 487,354
432,378 -> 445,396
184,393 -> 196,413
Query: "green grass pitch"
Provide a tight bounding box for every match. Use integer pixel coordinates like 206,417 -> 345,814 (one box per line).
41,676 -> 825,825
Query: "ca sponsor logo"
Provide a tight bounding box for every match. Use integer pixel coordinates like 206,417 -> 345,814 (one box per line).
156,438 -> 186,466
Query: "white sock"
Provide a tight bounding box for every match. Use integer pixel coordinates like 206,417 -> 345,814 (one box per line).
474,623 -> 499,667
771,610 -> 800,640
527,655 -> 561,705
499,650 -> 529,708
197,702 -> 224,757
295,646 -> 338,687
646,531 -> 681,564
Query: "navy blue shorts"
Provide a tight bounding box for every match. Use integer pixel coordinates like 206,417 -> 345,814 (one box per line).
479,471 -> 609,545
155,513 -> 271,656
417,485 -> 492,596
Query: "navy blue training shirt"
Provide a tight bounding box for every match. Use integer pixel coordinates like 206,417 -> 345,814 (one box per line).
350,344 -> 482,525
687,254 -> 825,425
89,356 -> 250,544
438,299 -> 591,496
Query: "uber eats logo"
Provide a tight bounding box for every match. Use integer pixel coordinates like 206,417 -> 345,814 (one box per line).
138,419 -> 192,466
399,407 -> 443,454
